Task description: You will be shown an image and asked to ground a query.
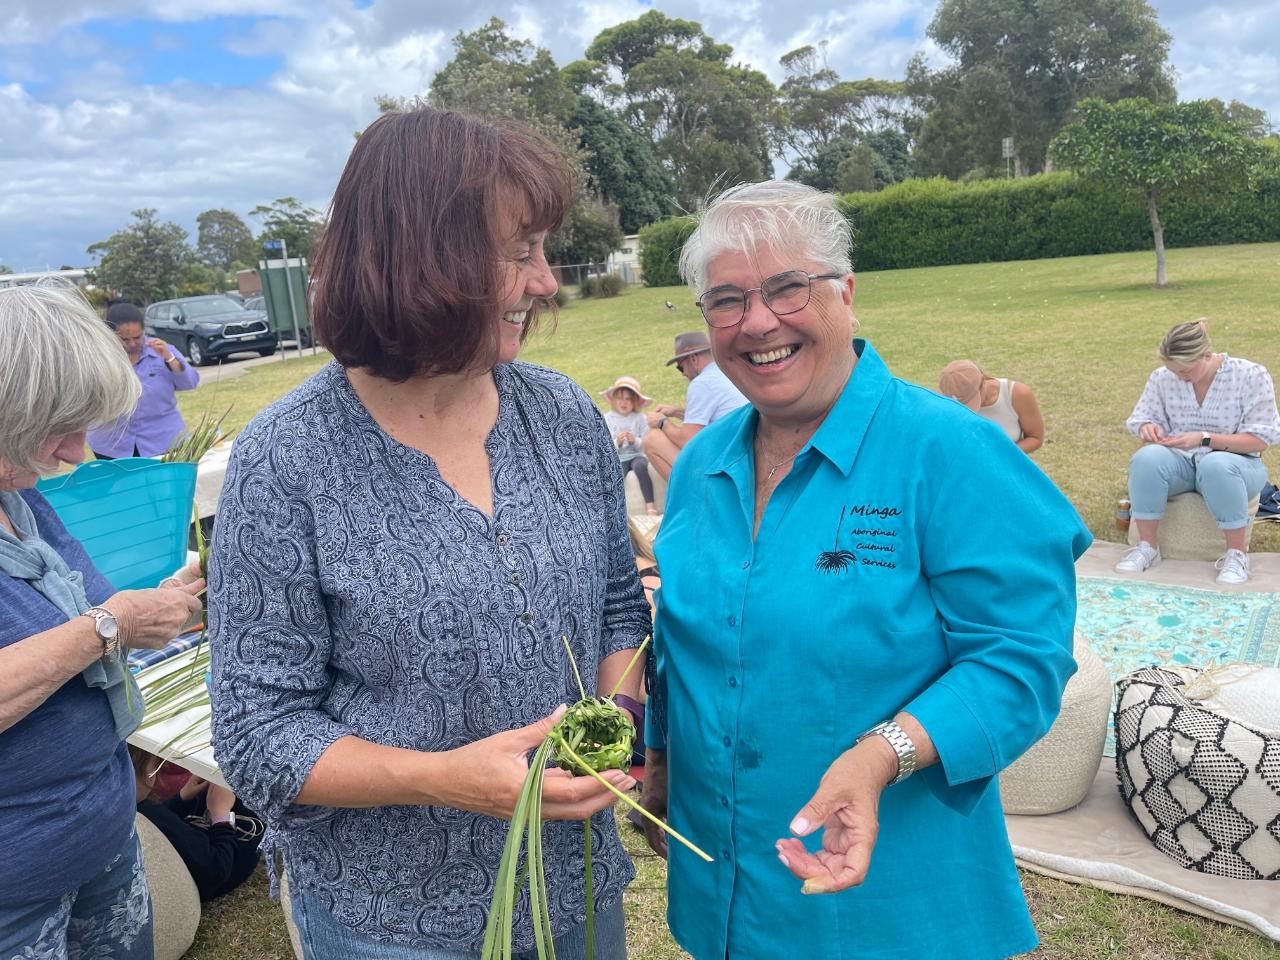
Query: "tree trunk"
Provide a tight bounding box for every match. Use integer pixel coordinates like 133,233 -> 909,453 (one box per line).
1146,191 -> 1166,288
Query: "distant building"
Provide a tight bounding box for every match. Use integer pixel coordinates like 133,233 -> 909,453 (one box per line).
0,267 -> 88,288
607,235 -> 642,285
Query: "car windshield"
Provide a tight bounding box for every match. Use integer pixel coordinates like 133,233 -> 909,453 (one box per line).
184,297 -> 244,318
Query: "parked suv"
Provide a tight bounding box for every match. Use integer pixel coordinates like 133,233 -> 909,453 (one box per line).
144,295 -> 277,366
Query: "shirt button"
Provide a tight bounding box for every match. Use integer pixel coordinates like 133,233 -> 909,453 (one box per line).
722,735 -> 732,747
727,676 -> 737,688
727,615 -> 736,626
741,560 -> 750,569
719,795 -> 729,808
520,613 -> 533,625
722,848 -> 732,861
497,533 -> 510,546
509,571 -> 522,584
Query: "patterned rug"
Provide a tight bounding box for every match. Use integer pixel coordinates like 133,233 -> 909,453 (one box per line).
1075,576 -> 1280,754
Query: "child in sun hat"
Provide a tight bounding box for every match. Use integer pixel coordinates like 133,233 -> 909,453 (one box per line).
602,375 -> 659,515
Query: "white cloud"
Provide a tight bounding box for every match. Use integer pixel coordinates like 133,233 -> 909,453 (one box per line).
1,0 -> 1275,270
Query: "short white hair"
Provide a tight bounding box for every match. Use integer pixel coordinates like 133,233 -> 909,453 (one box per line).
0,283 -> 140,473
678,180 -> 853,296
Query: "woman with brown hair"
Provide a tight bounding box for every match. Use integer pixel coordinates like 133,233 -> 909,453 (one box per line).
208,109 -> 648,959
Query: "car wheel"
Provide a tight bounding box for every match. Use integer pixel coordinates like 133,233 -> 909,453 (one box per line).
187,337 -> 208,366
258,346 -> 276,358
299,329 -> 314,348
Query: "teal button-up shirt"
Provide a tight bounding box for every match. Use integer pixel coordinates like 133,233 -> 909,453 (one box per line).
648,340 -> 1091,960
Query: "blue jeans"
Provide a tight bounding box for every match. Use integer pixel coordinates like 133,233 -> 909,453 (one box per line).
291,890 -> 628,960
0,828 -> 152,960
1128,446 -> 1269,529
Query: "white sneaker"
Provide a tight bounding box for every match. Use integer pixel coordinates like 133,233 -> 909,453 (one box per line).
1115,541 -> 1161,573
1215,549 -> 1250,585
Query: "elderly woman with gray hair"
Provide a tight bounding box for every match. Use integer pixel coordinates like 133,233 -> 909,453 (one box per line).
0,284 -> 204,959
640,181 -> 1090,959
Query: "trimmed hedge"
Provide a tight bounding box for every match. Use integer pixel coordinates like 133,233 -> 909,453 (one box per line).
640,171 -> 1280,283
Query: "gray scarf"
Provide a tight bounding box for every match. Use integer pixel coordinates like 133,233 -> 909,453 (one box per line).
0,490 -> 144,739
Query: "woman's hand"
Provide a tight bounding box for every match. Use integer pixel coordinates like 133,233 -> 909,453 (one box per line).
775,738 -> 898,895
146,337 -> 173,361
1138,422 -> 1167,443
1158,431 -> 1203,450
639,748 -> 669,859
105,581 -> 205,649
206,784 -> 237,820
180,776 -> 211,802
435,706 -> 636,821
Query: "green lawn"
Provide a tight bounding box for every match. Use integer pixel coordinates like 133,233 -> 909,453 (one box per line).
178,243 -> 1280,958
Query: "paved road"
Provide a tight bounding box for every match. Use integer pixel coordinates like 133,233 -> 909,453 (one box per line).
194,341 -> 320,383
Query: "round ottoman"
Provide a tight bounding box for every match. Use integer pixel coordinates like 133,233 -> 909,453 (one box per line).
135,814 -> 201,960
1115,664 -> 1280,880
1000,631 -> 1113,814
1126,491 -> 1260,562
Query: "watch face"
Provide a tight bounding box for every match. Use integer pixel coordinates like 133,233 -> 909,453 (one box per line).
97,614 -> 119,640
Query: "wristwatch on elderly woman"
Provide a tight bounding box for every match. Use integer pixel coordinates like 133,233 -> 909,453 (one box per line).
856,720 -> 917,785
82,606 -> 121,660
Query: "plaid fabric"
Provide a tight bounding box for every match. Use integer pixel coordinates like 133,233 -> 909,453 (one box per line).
127,630 -> 205,673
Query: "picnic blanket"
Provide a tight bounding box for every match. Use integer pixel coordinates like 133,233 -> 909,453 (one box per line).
127,629 -> 204,672
1008,762 -> 1279,942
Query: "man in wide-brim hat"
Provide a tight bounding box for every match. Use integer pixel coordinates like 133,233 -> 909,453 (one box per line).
643,330 -> 748,480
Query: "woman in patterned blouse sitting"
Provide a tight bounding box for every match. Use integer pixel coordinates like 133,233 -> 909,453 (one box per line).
1117,318 -> 1280,584
208,109 -> 649,959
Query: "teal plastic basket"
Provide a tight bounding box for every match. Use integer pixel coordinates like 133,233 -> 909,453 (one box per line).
36,458 -> 197,592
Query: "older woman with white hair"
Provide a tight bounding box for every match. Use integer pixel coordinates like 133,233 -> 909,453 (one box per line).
0,284 -> 204,959
639,181 -> 1091,959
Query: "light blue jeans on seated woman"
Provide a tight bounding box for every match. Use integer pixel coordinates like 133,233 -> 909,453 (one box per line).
291,889 -> 628,960
1128,446 -> 1269,529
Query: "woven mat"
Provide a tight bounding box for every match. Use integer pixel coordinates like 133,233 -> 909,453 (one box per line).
1075,576 -> 1280,754
1008,763 -> 1279,942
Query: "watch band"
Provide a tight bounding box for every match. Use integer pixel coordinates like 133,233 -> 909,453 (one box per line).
83,606 -> 120,659
857,720 -> 917,785
612,693 -> 644,729
1201,431 -> 1212,448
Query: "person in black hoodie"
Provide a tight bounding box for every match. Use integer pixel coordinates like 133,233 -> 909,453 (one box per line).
130,747 -> 263,901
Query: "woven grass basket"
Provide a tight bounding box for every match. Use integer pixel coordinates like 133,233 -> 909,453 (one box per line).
1000,632 -> 1112,815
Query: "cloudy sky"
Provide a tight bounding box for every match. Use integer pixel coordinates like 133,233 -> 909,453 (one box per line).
1,0 -> 1276,271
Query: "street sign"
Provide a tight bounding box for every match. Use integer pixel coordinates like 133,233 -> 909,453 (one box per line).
1001,137 -> 1014,160
263,240 -> 284,251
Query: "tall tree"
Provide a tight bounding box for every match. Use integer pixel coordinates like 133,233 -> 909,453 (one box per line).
911,0 -> 1175,178
379,18 -> 626,264
567,95 -> 675,232
775,44 -> 909,173
250,197 -> 324,260
1051,98 -> 1256,287
584,12 -> 775,210
86,208 -> 192,305
196,208 -> 256,271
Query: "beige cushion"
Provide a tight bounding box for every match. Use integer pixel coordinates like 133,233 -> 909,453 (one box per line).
135,814 -> 200,960
999,632 -> 1113,815
1127,491 -> 1259,561
623,466 -> 667,516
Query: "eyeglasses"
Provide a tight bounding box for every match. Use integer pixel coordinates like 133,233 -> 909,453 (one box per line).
696,270 -> 845,328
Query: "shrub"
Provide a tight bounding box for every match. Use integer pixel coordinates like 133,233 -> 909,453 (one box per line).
595,274 -> 624,297
638,216 -> 697,287
639,172 -> 1280,283
552,288 -> 568,308
578,275 -> 599,298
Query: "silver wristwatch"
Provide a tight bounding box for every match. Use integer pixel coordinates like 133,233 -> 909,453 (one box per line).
857,720 -> 917,785
82,606 -> 121,659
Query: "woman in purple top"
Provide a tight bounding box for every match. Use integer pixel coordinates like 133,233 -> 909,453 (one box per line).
87,302 -> 200,459
0,283 -> 205,958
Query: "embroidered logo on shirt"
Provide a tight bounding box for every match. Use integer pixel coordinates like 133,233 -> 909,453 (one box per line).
815,504 -> 900,572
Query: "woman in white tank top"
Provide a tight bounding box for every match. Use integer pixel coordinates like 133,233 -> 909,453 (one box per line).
938,360 -> 1045,454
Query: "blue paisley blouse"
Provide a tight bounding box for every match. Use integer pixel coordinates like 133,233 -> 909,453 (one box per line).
208,360 -> 647,951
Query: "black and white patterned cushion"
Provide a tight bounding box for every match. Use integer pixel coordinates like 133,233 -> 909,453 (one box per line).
1115,666 -> 1280,880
